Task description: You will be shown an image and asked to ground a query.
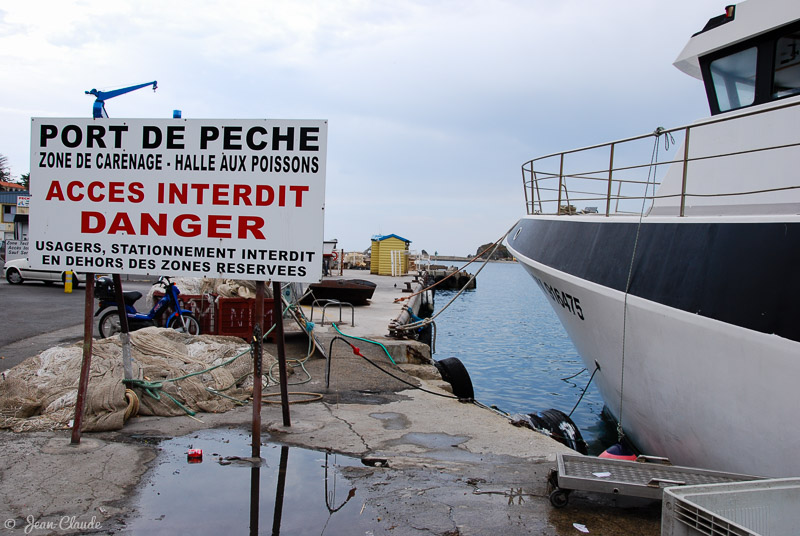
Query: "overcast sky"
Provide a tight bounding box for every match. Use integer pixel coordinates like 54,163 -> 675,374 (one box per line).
1,0 -> 727,256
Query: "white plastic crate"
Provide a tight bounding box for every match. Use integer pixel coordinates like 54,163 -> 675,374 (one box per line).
662,478 -> 800,536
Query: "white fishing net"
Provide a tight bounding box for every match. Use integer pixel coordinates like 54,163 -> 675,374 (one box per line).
0,327 -> 275,433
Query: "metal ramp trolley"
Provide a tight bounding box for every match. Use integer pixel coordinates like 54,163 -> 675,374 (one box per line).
547,453 -> 763,508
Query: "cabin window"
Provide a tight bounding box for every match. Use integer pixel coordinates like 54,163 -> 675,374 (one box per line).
773,32 -> 800,98
710,47 -> 757,112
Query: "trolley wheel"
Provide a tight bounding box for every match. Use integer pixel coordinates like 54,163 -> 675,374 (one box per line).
549,488 -> 570,508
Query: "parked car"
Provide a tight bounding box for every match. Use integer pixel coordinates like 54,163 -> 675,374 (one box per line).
3,258 -> 83,287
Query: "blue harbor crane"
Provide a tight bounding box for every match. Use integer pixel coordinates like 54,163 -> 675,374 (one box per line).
85,80 -> 157,118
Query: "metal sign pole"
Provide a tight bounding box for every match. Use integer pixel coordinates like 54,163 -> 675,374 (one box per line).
71,273 -> 95,444
112,274 -> 133,380
273,281 -> 291,427
252,282 -> 264,458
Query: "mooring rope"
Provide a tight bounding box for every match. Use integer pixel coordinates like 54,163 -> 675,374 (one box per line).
393,231 -> 514,304
394,225 -> 515,332
567,363 -> 600,418
617,127 -> 667,441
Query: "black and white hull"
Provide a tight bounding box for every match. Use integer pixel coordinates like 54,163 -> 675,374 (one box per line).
506,216 -> 800,477
509,0 -> 800,477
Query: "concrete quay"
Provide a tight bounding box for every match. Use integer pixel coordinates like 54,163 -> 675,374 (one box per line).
0,271 -> 661,535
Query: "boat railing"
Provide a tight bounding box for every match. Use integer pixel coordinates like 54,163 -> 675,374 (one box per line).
522,98 -> 800,216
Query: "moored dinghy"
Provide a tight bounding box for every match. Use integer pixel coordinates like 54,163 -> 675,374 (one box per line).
300,278 -> 377,305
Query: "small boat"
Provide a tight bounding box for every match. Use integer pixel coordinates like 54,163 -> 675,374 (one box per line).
300,279 -> 377,305
506,0 -> 800,478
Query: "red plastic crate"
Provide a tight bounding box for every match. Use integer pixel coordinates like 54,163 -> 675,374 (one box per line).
152,293 -> 274,340
217,298 -> 250,338
217,297 -> 275,341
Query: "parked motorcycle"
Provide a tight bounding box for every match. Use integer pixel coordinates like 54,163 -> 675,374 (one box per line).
95,275 -> 200,338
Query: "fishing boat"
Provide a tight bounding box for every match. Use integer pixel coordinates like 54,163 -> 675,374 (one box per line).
300,278 -> 377,305
506,0 -> 800,478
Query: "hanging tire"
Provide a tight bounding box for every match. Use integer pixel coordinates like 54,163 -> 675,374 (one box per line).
434,357 -> 474,401
166,312 -> 201,335
528,408 -> 588,454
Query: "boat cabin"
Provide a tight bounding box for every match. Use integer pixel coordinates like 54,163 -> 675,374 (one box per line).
675,1 -> 800,115
521,1 -> 800,220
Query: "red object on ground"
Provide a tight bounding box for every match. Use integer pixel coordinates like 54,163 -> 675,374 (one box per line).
187,448 -> 203,463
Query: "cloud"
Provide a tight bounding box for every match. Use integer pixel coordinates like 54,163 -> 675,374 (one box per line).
1,0 -> 725,254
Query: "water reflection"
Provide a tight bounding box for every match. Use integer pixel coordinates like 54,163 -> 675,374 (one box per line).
130,430 -> 374,535
325,452 -> 357,514
270,446 -> 288,535
250,465 -> 260,535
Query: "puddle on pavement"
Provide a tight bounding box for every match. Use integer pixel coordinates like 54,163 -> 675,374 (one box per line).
383,432 -> 484,463
128,429 -> 377,535
390,432 -> 469,449
369,412 -> 411,430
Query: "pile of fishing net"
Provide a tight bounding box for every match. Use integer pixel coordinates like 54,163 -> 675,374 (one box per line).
0,327 -> 275,433
147,278 -> 275,301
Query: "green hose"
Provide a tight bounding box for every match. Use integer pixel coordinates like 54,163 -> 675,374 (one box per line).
122,378 -> 198,416
331,322 -> 396,365
122,345 -> 254,415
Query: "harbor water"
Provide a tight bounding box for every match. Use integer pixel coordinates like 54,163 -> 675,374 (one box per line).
432,261 -> 615,454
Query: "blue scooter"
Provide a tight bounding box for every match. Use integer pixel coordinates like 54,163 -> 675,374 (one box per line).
95,276 -> 200,338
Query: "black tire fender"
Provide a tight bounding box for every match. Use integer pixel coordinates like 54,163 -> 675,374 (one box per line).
434,357 -> 474,401
528,408 -> 588,454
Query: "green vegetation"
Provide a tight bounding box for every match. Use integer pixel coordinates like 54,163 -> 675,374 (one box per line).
0,154 -> 29,188
0,154 -> 9,182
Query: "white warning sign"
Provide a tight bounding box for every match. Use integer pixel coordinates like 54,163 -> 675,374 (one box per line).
29,118 -> 327,282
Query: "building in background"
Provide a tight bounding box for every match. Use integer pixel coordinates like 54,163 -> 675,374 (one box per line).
0,188 -> 29,242
370,234 -> 411,276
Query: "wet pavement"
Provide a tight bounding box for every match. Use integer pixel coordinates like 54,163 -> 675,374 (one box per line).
0,350 -> 661,535
0,272 -> 662,535
127,429 -> 375,535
